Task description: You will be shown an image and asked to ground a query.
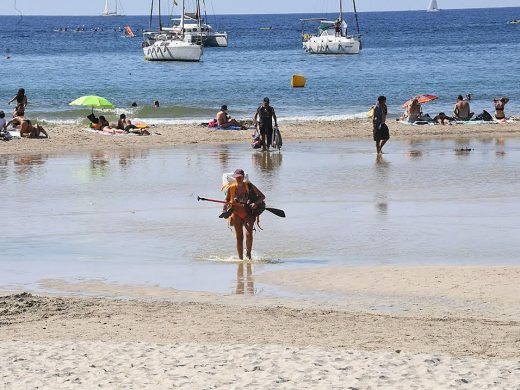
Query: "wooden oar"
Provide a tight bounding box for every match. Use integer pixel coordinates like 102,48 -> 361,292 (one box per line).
197,196 -> 286,218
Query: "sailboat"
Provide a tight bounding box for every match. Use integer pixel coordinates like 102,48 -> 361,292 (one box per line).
143,0 -> 203,62
101,0 -> 125,17
301,0 -> 361,55
427,0 -> 440,12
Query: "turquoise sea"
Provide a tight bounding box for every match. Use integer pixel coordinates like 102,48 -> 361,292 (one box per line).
1,8 -> 520,123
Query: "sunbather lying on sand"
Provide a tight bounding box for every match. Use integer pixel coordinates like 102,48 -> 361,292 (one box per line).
117,114 -> 150,135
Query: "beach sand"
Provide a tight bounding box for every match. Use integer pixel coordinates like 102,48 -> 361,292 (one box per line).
2,120 -> 520,388
1,118 -> 520,155
1,265 -> 520,388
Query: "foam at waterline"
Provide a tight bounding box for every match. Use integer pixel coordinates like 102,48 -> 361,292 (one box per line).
30,111 -> 372,126
280,112 -> 370,123
203,254 -> 282,265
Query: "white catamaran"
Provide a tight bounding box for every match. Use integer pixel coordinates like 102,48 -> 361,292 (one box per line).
301,0 -> 361,55
101,0 -> 125,17
164,13 -> 228,47
427,0 -> 440,12
143,0 -> 203,62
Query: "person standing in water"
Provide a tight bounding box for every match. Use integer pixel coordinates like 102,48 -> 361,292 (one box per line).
8,88 -> 28,118
372,95 -> 390,154
254,97 -> 278,151
222,169 -> 265,260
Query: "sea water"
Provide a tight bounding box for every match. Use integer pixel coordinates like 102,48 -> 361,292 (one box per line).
1,139 -> 519,295
0,8 -> 520,123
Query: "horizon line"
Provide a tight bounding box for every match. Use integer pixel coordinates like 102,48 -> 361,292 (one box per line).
0,6 -> 518,17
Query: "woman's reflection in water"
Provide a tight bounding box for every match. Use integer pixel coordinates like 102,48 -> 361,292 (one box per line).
374,155 -> 389,215
235,261 -> 255,295
252,150 -> 283,173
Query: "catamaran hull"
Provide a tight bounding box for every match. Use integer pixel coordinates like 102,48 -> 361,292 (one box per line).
143,44 -> 202,62
303,37 -> 361,55
187,33 -> 228,47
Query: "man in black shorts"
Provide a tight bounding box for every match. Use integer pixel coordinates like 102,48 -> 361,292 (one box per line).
254,97 -> 278,151
372,95 -> 390,154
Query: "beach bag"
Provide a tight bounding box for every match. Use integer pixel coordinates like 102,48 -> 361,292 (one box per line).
0,131 -> 12,141
208,119 -> 218,128
474,110 -> 493,121
251,131 -> 263,149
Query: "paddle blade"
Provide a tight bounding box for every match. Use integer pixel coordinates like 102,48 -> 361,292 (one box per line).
265,207 -> 286,218
218,209 -> 233,219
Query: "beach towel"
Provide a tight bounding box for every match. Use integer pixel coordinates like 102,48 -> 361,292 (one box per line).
83,128 -> 133,136
397,120 -> 435,126
216,125 -> 244,130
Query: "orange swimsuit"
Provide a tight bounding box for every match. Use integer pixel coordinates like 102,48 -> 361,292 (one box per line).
227,183 -> 252,221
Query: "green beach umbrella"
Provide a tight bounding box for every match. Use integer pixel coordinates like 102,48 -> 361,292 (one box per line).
69,95 -> 114,113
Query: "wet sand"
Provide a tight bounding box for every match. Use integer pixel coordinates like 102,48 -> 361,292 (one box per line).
2,118 -> 520,155
2,264 -> 520,388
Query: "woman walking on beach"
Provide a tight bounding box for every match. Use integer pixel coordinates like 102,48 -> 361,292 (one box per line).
8,88 -> 28,117
222,169 -> 265,260
372,96 -> 390,154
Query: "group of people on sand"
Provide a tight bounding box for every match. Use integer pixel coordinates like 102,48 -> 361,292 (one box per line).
87,113 -> 150,136
1,88 -> 49,139
401,94 -> 510,124
214,97 -> 279,151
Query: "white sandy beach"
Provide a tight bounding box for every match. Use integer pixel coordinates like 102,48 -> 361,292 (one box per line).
1,265 -> 520,388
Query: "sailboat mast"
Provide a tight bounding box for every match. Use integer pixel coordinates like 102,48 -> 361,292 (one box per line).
180,0 -> 185,37
159,0 -> 162,31
339,0 -> 343,21
115,0 -> 118,15
196,0 -> 202,32
352,0 -> 360,35
149,0 -> 154,30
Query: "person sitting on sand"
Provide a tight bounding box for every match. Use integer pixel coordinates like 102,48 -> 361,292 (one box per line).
217,105 -> 246,129
93,115 -> 111,131
0,111 -> 7,131
493,97 -> 509,120
453,95 -> 474,121
406,99 -> 423,123
19,120 -> 49,138
433,112 -> 453,125
117,113 -> 150,136
117,113 -> 138,131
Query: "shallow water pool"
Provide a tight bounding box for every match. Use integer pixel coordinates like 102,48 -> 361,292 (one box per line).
1,137 -> 519,295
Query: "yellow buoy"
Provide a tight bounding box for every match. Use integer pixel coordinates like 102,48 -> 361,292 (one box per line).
291,74 -> 306,88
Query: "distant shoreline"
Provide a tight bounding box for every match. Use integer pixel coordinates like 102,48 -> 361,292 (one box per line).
2,119 -> 520,156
